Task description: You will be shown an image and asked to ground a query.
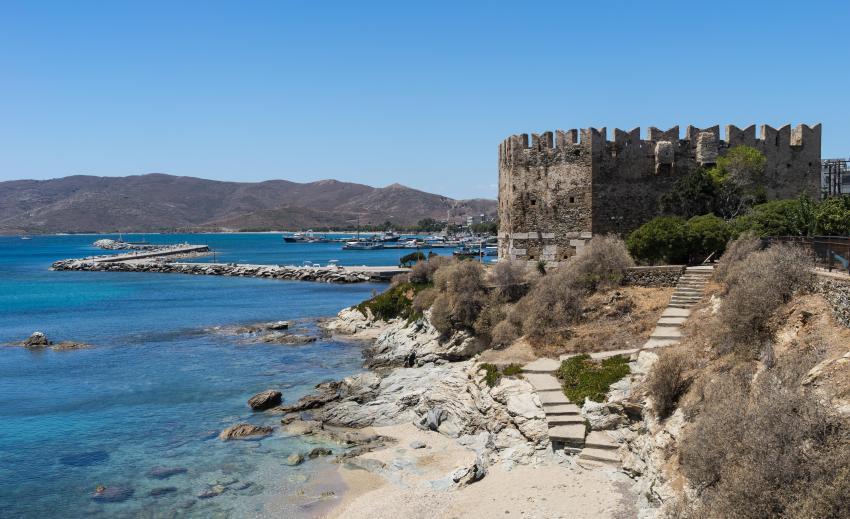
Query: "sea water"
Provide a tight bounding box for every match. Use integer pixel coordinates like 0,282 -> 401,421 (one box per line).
0,234 -> 449,518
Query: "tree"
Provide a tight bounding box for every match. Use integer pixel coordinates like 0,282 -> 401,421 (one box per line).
732,198 -> 816,237
815,195 -> 850,235
660,170 -> 720,218
626,216 -> 691,264
708,145 -> 768,218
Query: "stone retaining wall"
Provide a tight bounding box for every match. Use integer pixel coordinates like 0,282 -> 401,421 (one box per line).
621,266 -> 685,287
816,274 -> 850,328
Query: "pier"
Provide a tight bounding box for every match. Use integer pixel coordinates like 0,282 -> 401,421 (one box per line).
51,244 -> 409,283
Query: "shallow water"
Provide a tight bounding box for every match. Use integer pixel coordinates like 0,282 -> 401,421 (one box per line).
0,234 -> 442,518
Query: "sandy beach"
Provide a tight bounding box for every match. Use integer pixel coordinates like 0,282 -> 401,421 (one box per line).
319,424 -> 636,519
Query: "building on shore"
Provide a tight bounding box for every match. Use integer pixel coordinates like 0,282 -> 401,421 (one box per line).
497,124 -> 822,262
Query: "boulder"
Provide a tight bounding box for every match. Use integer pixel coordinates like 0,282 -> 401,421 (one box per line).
284,453 -> 304,466
248,390 -> 282,411
23,331 -> 51,347
218,423 -> 273,441
308,447 -> 333,458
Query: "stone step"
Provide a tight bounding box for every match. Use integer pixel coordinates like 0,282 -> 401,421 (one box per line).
661,307 -> 691,318
650,327 -> 682,340
546,415 -> 584,426
543,403 -> 581,415
547,424 -> 586,446
522,358 -> 561,374
584,431 -> 620,450
525,373 -> 562,392
539,391 -> 571,406
686,266 -> 714,271
671,294 -> 702,299
657,316 -> 687,326
578,447 -> 621,466
667,303 -> 696,309
673,288 -> 702,294
642,337 -> 679,349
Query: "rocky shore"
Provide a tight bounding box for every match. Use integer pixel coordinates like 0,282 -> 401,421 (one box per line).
51,258 -> 373,283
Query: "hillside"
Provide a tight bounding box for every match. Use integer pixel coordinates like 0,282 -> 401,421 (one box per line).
0,174 -> 496,234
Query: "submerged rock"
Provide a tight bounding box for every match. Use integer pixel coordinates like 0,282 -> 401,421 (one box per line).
149,486 -> 178,497
197,484 -> 226,499
51,341 -> 91,351
91,485 -> 134,503
308,447 -> 332,458
218,423 -> 273,441
248,390 -> 283,411
146,466 -> 188,479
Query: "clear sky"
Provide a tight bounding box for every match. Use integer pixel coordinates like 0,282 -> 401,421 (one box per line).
1,1 -> 847,199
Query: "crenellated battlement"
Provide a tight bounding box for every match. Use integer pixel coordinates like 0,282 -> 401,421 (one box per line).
498,122 -> 823,262
499,123 -> 821,166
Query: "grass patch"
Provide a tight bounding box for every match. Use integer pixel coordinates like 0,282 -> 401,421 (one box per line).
557,354 -> 630,403
356,282 -> 430,321
479,362 -> 525,387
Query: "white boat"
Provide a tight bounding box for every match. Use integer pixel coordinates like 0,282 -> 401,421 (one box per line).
342,241 -> 384,250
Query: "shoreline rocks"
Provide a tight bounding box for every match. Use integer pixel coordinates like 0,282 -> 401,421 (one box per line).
14,332 -> 92,352
218,423 -> 274,441
248,390 -> 283,411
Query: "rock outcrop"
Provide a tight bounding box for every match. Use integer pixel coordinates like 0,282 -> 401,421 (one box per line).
23,332 -> 50,347
248,390 -> 282,411
218,423 -> 273,441
365,314 -> 487,368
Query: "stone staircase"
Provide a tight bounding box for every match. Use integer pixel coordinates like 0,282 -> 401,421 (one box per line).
520,265 -> 715,468
644,265 -> 713,349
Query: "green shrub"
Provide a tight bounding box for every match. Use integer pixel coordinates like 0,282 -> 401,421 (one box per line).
479,362 -> 524,387
502,363 -> 524,377
356,282 -> 429,321
687,214 -> 731,261
627,216 -> 691,264
557,354 -> 630,403
660,169 -> 721,218
814,195 -> 850,235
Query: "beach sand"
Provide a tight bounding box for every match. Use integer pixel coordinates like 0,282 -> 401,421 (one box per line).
319,424 -> 637,519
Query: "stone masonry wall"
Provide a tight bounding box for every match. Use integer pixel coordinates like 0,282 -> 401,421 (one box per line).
621,266 -> 685,287
498,124 -> 821,260
816,274 -> 850,329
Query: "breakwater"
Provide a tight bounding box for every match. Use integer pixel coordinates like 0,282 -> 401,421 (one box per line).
51,243 -> 409,283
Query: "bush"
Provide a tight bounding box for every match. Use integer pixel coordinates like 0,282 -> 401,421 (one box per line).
717,243 -> 813,358
627,216 -> 691,264
680,357 -> 848,519
399,251 -> 426,267
731,199 -> 812,237
563,235 -> 634,291
814,195 -> 850,235
645,348 -> 695,419
356,282 -> 429,321
687,214 -> 731,262
490,319 -> 519,348
479,362 -> 524,387
660,169 -> 721,219
519,269 -> 584,343
713,233 -> 761,283
557,354 -> 630,403
409,255 -> 455,284
489,261 -> 530,302
430,260 -> 488,334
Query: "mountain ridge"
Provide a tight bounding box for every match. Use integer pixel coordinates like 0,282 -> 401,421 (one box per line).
0,173 -> 496,234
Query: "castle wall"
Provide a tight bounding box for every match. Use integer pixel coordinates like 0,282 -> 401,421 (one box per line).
498,123 -> 821,261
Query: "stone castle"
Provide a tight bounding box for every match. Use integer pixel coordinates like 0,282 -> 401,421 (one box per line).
497,124 -> 821,262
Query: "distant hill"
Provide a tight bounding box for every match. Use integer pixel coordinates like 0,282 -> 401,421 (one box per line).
0,174 -> 496,234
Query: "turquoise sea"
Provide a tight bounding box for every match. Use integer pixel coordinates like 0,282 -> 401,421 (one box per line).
0,234 -> 451,518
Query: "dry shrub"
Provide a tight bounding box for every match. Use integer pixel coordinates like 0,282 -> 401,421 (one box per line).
490,319 -> 519,348
563,234 -> 634,291
489,260 -> 530,302
430,261 -> 488,335
645,347 -> 695,419
390,272 -> 410,286
472,294 -> 506,339
716,243 -> 813,358
412,286 -> 438,315
680,354 -> 849,519
713,233 -> 761,283
409,255 -> 455,284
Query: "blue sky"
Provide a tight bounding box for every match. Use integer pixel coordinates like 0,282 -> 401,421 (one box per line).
1,1 -> 847,199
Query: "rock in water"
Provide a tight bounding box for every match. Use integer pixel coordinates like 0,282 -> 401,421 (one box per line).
146,466 -> 188,479
285,453 -> 304,466
267,321 -> 290,330
23,331 -> 51,348
197,484 -> 226,499
91,485 -> 134,503
308,447 -> 332,458
248,390 -> 282,411
218,423 -> 273,441
149,486 -> 178,497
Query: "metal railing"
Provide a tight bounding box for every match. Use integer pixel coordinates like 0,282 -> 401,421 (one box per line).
764,236 -> 850,274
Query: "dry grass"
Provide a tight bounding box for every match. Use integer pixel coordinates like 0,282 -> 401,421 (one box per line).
529,286 -> 672,358
645,347 -> 696,419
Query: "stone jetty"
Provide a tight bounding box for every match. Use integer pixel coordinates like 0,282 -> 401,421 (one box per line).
51,244 -> 409,283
